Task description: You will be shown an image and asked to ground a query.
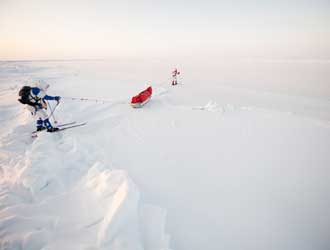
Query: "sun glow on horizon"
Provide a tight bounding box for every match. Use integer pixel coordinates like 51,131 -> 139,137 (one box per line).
1,0 -> 329,60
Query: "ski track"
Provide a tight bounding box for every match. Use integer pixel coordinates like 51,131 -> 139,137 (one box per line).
1,61 -> 330,250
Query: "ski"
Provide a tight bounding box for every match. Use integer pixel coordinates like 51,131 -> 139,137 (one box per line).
55,122 -> 87,132
32,121 -> 76,135
31,122 -> 86,138
57,121 -> 77,128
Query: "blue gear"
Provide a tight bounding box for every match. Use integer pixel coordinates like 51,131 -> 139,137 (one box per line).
43,118 -> 53,129
36,118 -> 44,130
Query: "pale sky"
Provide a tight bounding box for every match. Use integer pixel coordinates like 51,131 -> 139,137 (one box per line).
0,0 -> 329,60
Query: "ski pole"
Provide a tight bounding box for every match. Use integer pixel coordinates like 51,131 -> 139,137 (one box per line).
47,100 -> 59,124
47,101 -> 56,123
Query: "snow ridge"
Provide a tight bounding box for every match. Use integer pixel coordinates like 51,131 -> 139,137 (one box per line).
0,72 -> 172,250
1,61 -> 330,250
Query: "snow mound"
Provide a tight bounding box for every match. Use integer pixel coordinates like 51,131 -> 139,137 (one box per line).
192,100 -> 223,112
0,163 -> 171,250
1,60 -> 330,250
0,71 -> 172,250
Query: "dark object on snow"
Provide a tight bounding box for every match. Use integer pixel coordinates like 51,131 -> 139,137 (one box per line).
18,86 -> 39,107
47,127 -> 59,132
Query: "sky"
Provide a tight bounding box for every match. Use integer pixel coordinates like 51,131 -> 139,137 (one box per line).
0,0 -> 329,60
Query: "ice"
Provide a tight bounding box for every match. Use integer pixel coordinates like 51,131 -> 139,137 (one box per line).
1,60 -> 330,250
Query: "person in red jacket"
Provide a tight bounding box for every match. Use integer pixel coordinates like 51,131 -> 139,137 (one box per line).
171,68 -> 180,85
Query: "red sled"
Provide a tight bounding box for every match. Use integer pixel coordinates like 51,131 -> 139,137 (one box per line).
131,86 -> 152,108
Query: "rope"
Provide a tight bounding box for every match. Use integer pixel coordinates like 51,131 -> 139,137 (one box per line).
61,96 -> 128,107
61,71 -> 182,106
61,96 -> 115,104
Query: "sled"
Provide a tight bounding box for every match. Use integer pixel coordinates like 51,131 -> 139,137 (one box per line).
131,86 -> 152,108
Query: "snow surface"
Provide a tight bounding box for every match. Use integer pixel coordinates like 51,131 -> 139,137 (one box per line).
0,60 -> 330,250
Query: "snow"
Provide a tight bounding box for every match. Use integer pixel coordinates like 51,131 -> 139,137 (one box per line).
1,59 -> 330,250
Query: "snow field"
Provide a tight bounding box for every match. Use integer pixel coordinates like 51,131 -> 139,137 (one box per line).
1,60 -> 330,250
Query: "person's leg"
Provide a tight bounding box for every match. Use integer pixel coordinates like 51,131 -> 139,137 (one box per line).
36,118 -> 45,131
35,109 -> 52,129
172,77 -> 176,85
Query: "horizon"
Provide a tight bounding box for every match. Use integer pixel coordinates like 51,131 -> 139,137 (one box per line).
1,0 -> 329,61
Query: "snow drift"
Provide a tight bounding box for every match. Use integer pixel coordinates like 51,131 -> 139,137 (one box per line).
0,64 -> 172,250
1,60 -> 330,250
0,162 -> 170,250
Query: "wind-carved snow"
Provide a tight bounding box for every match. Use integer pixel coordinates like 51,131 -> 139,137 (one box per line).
1,157 -> 171,250
0,70 -> 172,250
0,162 -> 169,250
192,100 -> 222,112
192,101 -> 255,114
1,61 -> 330,250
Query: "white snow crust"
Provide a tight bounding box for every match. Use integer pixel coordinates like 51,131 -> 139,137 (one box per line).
1,60 -> 330,250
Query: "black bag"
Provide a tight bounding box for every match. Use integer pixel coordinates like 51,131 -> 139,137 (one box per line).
18,86 -> 39,106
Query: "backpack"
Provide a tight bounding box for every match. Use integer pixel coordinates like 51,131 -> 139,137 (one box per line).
18,86 -> 39,107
